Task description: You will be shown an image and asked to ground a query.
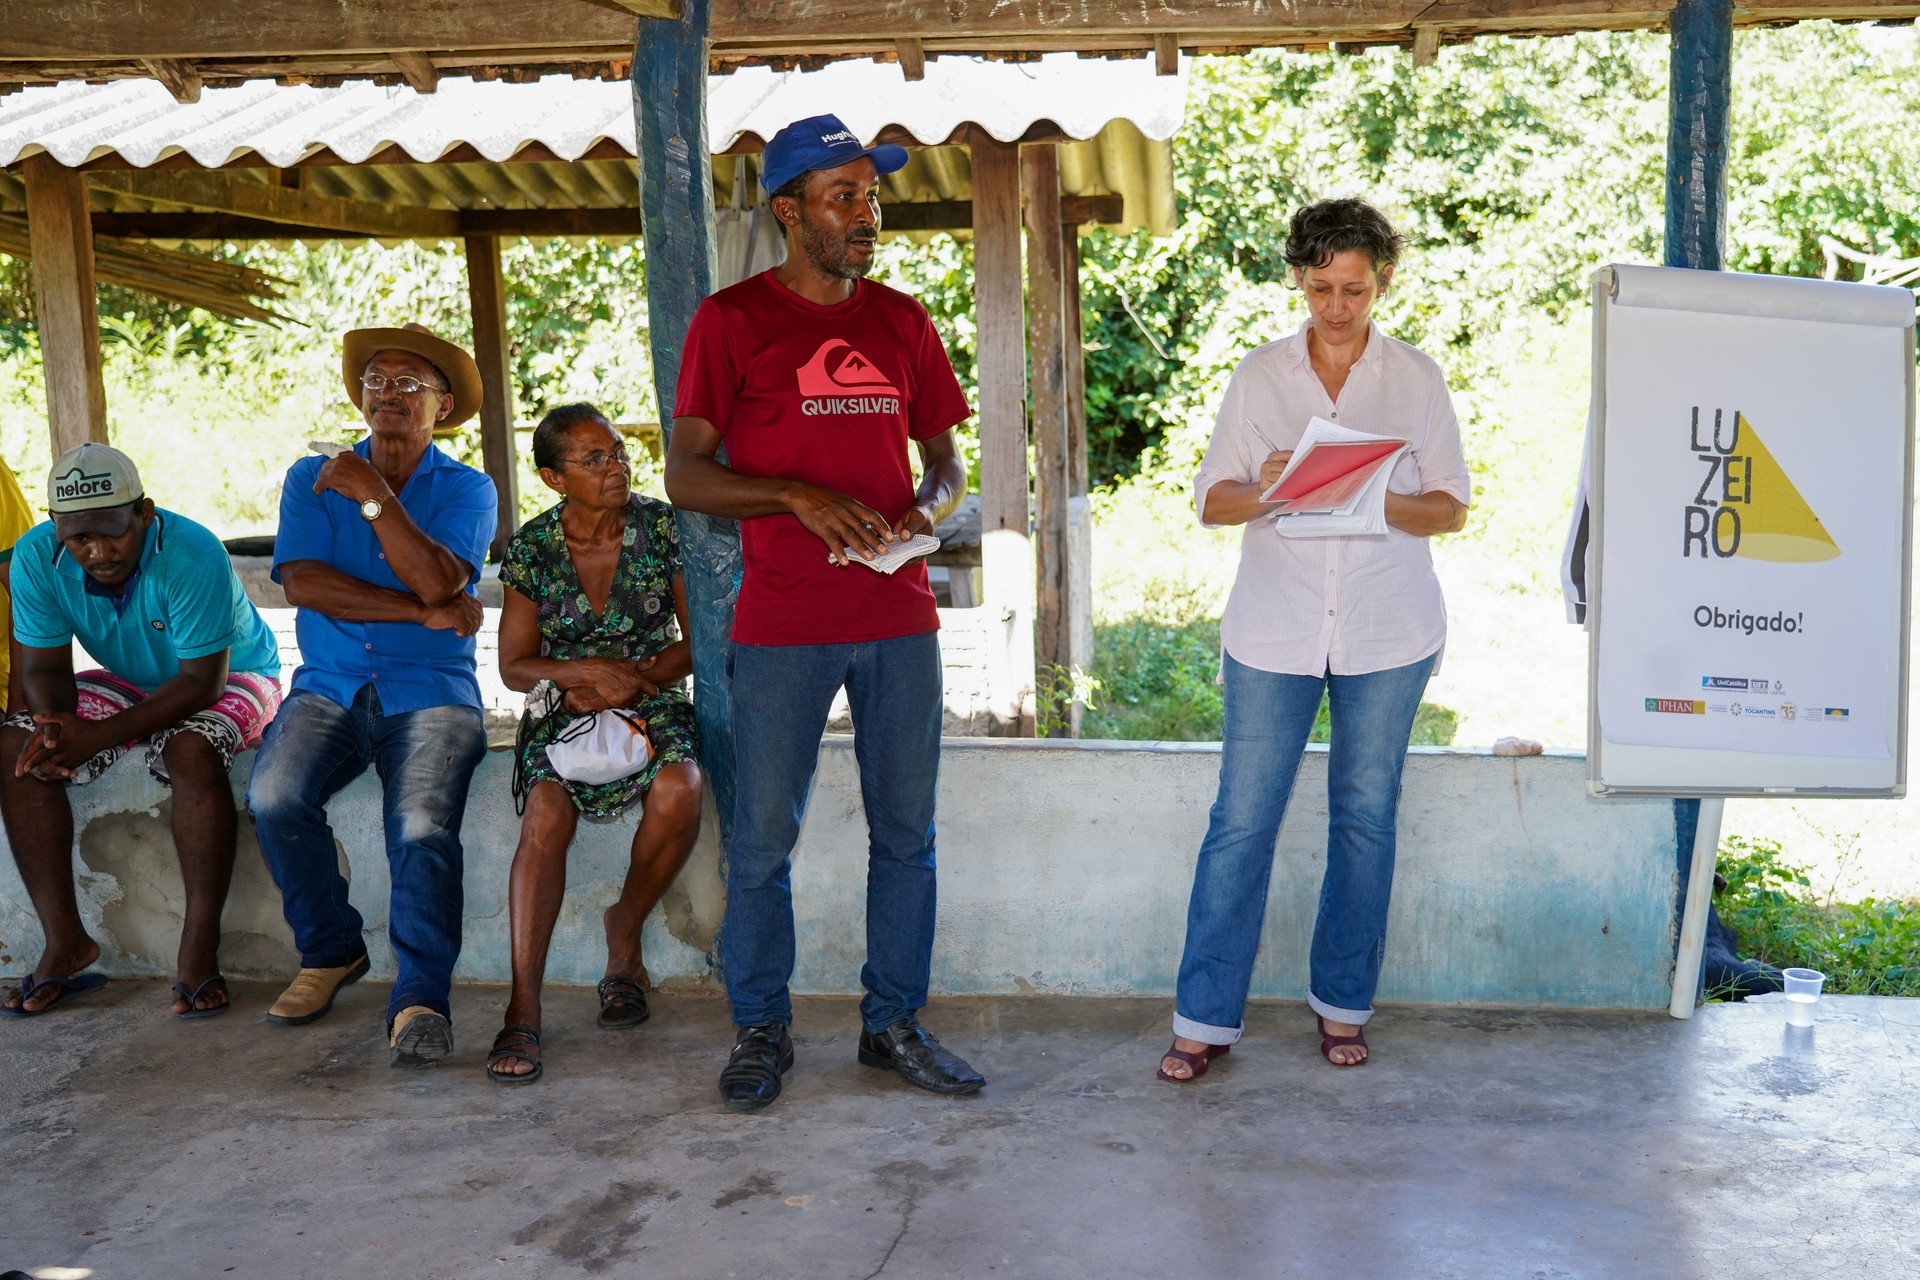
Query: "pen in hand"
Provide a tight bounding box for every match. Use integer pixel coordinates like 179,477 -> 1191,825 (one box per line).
1246,420 -> 1292,514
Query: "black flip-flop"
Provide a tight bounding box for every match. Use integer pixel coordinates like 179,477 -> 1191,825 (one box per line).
596,976 -> 650,1030
0,970 -> 108,1018
171,975 -> 231,1021
486,1024 -> 543,1085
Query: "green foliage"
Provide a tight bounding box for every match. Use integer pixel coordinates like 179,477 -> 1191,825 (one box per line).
871,234 -> 982,486
877,25 -> 1920,494
1081,601 -> 1459,746
1712,835 -> 1920,997
1082,611 -> 1224,741
0,252 -> 246,360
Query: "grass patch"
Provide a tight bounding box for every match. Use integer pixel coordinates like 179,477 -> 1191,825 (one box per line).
1082,611 -> 1460,746
1713,835 -> 1920,997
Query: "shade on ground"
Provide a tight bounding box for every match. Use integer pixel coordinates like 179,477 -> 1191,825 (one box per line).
4,986 -> 1914,1277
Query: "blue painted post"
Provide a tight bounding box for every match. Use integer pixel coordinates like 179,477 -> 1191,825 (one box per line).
633,0 -> 742,843
1663,0 -> 1732,271
1664,0 -> 1733,1015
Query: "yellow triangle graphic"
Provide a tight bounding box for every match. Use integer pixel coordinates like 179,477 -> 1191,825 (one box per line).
1731,412 -> 1839,563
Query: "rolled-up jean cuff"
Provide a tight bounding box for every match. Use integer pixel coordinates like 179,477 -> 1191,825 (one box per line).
1307,989 -> 1374,1026
1172,1012 -> 1244,1046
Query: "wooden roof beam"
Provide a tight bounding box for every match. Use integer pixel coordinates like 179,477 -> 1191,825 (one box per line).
140,57 -> 202,103
580,0 -> 682,15
1152,34 -> 1179,75
86,194 -> 1123,241
1411,24 -> 1442,65
7,0 -> 1920,89
390,52 -> 440,93
896,38 -> 926,80
86,169 -> 459,238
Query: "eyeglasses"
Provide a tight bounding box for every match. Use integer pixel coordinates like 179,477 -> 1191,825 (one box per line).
558,448 -> 631,472
360,372 -> 447,396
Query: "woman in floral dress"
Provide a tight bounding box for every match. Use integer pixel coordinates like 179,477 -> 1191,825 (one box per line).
486,404 -> 702,1084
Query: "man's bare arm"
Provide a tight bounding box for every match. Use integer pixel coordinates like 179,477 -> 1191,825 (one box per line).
311,454 -> 472,605
895,430 -> 967,538
279,561 -> 482,636
665,415 -> 895,562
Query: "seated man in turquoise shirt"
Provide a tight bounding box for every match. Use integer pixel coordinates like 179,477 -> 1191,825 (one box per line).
1,443 -> 282,1019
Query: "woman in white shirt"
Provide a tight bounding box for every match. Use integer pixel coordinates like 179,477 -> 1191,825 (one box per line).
1158,199 -> 1471,1081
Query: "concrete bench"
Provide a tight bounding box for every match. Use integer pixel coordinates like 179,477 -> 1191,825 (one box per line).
0,740 -> 1679,1010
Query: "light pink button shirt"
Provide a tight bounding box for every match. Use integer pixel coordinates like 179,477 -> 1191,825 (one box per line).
1193,320 -> 1472,678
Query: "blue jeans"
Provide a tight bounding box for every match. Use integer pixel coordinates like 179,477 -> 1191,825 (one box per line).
1173,651 -> 1434,1043
247,685 -> 488,1027
721,631 -> 942,1033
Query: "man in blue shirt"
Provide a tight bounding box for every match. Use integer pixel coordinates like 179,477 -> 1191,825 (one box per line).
1,443 -> 282,1019
248,323 -> 496,1068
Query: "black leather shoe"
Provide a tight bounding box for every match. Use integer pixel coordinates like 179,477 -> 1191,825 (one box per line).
858,1017 -> 985,1095
719,1023 -> 794,1112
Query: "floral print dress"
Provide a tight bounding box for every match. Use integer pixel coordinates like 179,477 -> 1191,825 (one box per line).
500,495 -> 698,818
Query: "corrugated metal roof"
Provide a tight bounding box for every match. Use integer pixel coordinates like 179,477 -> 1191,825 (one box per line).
0,56 -> 1183,236
0,55 -> 1185,168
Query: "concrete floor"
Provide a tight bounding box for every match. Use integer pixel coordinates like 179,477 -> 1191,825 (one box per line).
3,984 -> 1916,1280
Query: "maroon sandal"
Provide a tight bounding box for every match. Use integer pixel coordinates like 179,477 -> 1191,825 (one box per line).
1316,1015 -> 1369,1067
1156,1041 -> 1231,1083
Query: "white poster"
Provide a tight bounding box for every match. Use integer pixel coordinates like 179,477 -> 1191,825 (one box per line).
1595,266 -> 1913,761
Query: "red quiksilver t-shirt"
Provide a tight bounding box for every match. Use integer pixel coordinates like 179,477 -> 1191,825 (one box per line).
674,271 -> 972,646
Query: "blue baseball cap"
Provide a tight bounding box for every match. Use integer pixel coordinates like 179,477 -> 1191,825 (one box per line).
759,113 -> 909,196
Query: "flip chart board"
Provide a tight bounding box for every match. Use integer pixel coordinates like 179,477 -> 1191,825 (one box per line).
1586,264 -> 1916,796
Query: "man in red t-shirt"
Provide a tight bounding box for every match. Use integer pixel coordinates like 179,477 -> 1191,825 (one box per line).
667,113 -> 980,1112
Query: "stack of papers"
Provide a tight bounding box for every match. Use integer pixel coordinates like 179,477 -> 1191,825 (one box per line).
1257,417 -> 1407,537
837,533 -> 940,574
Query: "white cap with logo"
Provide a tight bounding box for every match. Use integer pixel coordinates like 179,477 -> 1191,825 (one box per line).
48,442 -> 145,540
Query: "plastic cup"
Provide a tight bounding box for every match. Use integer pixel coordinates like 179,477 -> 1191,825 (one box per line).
1781,967 -> 1826,1026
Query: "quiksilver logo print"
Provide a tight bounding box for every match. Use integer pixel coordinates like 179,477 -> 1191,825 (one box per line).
796,340 -> 901,416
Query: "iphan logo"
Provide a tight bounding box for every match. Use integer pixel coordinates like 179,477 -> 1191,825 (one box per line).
1682,407 -> 1837,563
1645,697 -> 1705,715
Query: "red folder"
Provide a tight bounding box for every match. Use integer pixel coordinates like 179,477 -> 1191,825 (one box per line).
1259,439 -> 1403,509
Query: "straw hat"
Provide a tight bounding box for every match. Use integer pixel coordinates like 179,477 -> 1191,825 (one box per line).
341,322 -> 483,432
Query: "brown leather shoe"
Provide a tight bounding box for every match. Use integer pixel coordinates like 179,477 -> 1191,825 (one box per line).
266,954 -> 370,1027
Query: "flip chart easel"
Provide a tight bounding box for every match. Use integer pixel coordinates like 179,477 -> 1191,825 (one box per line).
1584,263 -> 1916,1016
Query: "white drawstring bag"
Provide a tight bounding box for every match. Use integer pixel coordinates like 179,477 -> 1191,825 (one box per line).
544,706 -> 652,785
523,681 -> 652,786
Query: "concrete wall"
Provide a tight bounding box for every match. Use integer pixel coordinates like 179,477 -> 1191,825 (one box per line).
0,739 -> 1680,1010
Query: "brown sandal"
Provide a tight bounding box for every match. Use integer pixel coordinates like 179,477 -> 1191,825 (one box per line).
1316,1015 -> 1369,1067
1156,1040 -> 1230,1082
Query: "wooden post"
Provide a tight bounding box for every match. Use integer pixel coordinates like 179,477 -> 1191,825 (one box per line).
463,234 -> 520,560
1022,141 -> 1075,736
635,0 -> 742,836
1060,222 -> 1088,499
22,154 -> 106,457
1060,219 -> 1093,719
971,130 -> 1034,736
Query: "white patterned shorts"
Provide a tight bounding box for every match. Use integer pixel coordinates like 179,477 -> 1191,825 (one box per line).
3,668 -> 282,786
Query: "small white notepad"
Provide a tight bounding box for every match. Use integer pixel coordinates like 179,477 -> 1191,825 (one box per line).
836,533 -> 940,574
